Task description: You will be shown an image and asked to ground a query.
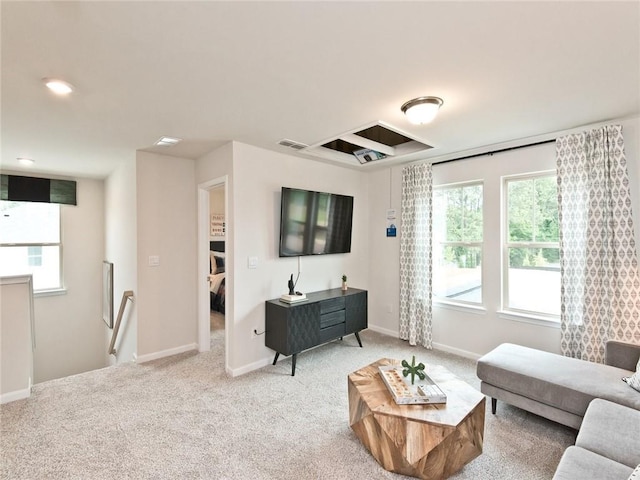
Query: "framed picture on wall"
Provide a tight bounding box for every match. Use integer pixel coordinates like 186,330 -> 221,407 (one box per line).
211,213 -> 225,236
102,261 -> 113,328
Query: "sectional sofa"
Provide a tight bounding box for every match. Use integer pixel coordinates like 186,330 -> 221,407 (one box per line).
476,341 -> 640,479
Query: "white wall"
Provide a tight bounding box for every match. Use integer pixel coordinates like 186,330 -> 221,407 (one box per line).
136,151 -> 198,360
195,142 -> 369,374
367,116 -> 640,359
31,176 -> 107,382
196,141 -> 234,366
229,142 -> 369,373
366,166 -> 403,337
105,159 -> 138,365
0,275 -> 33,403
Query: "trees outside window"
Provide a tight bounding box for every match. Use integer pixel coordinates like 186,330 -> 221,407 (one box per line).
504,173 -> 560,317
433,182 -> 483,304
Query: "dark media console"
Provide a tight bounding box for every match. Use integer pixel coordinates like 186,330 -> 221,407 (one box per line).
265,288 -> 368,376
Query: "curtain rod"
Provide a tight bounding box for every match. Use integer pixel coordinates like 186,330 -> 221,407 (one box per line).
432,138 -> 556,166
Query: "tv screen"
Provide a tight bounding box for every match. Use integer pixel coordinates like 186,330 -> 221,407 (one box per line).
279,187 -> 353,257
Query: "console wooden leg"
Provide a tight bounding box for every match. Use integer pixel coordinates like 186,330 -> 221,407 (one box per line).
291,354 -> 297,376
491,398 -> 497,414
272,352 -> 280,366
354,331 -> 363,348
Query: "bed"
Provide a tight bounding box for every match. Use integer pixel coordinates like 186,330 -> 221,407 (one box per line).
209,241 -> 225,314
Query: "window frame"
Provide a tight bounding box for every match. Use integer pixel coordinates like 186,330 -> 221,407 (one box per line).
502,171 -> 560,321
432,180 -> 484,307
0,201 -> 64,293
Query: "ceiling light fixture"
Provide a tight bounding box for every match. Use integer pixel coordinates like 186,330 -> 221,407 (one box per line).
43,78 -> 74,95
401,96 -> 444,125
17,157 -> 35,166
154,136 -> 182,147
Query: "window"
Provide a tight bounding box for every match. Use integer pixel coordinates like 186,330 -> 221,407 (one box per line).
504,173 -> 560,317
433,182 -> 483,304
0,201 -> 62,291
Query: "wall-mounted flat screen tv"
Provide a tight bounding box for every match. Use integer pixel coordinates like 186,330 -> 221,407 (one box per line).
279,187 -> 353,257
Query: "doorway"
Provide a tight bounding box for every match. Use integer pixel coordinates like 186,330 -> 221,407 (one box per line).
197,176 -> 229,370
208,185 -> 226,346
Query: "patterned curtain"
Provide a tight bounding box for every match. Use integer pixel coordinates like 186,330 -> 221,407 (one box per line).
556,125 -> 640,363
399,163 -> 433,348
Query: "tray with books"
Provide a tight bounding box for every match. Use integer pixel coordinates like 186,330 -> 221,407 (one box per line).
378,365 -> 447,405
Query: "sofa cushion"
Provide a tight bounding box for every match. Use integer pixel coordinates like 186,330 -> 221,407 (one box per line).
623,357 -> 640,393
552,446 -> 633,480
477,343 -> 640,416
576,399 -> 640,469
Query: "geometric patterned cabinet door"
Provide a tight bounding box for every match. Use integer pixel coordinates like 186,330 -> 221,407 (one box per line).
349,359 -> 485,480
266,288 -> 368,376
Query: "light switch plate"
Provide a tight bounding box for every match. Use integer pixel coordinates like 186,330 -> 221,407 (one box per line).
148,255 -> 160,267
248,256 -> 258,269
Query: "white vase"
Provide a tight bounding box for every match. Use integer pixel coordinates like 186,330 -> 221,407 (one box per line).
342,281 -> 348,291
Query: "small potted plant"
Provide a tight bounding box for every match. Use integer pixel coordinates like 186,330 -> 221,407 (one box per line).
342,274 -> 348,291
402,355 -> 426,385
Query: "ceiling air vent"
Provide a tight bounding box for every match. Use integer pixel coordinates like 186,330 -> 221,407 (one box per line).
278,139 -> 308,150
303,121 -> 434,166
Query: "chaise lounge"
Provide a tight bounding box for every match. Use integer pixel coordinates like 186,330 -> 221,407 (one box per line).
476,341 -> 640,429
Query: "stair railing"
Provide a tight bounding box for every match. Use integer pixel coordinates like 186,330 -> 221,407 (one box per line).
109,290 -> 134,355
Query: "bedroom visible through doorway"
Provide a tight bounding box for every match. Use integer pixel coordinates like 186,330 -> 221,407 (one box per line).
209,185 -> 226,347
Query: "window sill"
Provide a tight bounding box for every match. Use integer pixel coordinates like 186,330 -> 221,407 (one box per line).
434,300 -> 486,316
498,310 -> 560,328
34,288 -> 67,298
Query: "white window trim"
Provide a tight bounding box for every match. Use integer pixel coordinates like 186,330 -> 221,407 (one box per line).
502,171 -> 559,319
433,180 -> 484,307
434,299 -> 487,315
498,309 -> 560,328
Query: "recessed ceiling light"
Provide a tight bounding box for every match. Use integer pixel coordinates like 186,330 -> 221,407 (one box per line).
154,136 -> 182,147
43,78 -> 74,95
17,157 -> 35,166
401,96 -> 444,125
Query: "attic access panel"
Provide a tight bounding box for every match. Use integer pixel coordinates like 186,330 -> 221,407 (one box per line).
353,125 -> 414,147
304,121 -> 434,166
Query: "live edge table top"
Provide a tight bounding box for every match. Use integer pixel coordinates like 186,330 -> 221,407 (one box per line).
348,358 -> 486,480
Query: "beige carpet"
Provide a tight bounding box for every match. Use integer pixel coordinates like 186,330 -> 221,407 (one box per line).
0,329 -> 574,479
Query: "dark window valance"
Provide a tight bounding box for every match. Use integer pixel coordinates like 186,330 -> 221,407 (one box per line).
0,174 -> 77,205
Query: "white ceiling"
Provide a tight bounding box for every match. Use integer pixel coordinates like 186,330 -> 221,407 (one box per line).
2,1 -> 639,179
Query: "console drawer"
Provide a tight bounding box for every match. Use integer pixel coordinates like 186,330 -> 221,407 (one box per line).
320,310 -> 345,329
320,297 -> 345,315
319,323 -> 346,343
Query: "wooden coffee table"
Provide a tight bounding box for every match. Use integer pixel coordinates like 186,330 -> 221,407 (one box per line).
348,358 -> 485,480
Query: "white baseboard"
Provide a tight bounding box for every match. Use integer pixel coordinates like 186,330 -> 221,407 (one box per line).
0,387 -> 31,404
432,342 -> 481,361
227,356 -> 272,377
135,343 -> 198,364
367,324 -> 399,337
223,331 -> 480,378
367,326 -> 482,361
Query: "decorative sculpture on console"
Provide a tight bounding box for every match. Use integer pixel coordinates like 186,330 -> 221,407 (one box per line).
288,274 -> 295,295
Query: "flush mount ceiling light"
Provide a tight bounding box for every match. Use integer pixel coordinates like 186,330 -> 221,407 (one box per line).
43,78 -> 74,95
154,136 -> 182,147
401,96 -> 444,125
17,157 -> 35,166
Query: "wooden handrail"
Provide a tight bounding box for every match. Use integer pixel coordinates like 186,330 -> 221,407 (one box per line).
109,290 -> 134,355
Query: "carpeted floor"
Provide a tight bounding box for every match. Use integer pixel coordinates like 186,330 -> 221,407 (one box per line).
0,328 -> 575,479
